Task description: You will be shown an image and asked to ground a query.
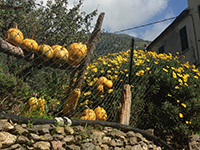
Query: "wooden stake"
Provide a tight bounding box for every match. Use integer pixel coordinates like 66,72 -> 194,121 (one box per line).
120,84 -> 132,125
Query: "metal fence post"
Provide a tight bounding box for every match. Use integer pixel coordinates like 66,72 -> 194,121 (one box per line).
128,38 -> 134,84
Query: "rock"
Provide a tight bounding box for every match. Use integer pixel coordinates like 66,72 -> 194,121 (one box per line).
0,120 -> 4,131
33,141 -> 51,150
81,142 -> 95,150
0,131 -> 17,148
17,135 -> 30,144
100,144 -> 110,150
55,126 -> 65,135
30,133 -> 40,141
12,125 -> 29,135
52,134 -> 64,140
34,124 -> 51,134
126,131 -> 135,137
102,136 -> 112,144
64,125 -> 74,135
9,144 -> 23,150
3,121 -> 14,131
73,126 -> 84,133
190,134 -> 200,142
107,128 -> 126,139
129,137 -> 137,145
40,134 -> 53,141
51,140 -> 63,150
63,135 -> 74,143
65,144 -> 80,150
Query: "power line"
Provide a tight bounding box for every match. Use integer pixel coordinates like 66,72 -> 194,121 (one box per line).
113,16 -> 177,34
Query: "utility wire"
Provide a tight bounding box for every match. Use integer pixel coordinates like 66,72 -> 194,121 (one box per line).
113,16 -> 177,34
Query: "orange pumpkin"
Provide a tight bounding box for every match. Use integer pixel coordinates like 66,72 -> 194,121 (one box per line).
95,76 -> 107,88
94,84 -> 104,96
4,22 -> 24,46
22,34 -> 38,52
80,106 -> 96,120
94,106 -> 107,121
52,44 -> 69,64
103,80 -> 113,90
37,44 -> 54,61
67,42 -> 87,66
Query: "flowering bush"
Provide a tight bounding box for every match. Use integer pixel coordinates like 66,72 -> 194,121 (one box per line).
79,49 -> 200,141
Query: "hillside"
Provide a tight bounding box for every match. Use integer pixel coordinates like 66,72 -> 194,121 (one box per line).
94,33 -> 151,55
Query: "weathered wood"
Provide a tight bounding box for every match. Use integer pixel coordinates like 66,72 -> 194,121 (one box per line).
120,84 -> 132,125
73,12 -> 105,89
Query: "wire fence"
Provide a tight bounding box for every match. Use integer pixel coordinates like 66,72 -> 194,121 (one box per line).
1,1 -> 200,141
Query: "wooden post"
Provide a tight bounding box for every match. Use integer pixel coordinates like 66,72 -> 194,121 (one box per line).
120,84 -> 132,125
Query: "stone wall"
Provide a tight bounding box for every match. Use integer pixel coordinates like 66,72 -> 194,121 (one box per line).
0,119 -> 199,150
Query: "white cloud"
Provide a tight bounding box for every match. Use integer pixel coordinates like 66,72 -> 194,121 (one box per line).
36,0 -> 170,40
80,0 -> 169,32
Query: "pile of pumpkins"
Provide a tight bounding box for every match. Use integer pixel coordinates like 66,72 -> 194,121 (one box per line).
21,93 -> 46,116
80,106 -> 107,121
4,22 -> 87,66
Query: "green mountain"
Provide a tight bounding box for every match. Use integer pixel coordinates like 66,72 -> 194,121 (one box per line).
94,33 -> 151,55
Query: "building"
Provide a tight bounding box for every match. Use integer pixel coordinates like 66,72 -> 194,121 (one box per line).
147,0 -> 200,67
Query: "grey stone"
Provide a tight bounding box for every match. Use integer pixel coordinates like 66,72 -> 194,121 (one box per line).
0,131 -> 17,148
3,122 -> 14,131
63,135 -> 74,143
64,125 -> 74,135
0,120 -> 4,131
13,125 -> 29,135
30,133 -> 40,141
55,126 -> 66,135
34,124 -> 51,134
126,131 -> 135,137
52,134 -> 64,140
33,141 -> 51,150
102,136 -> 112,144
65,144 -> 81,150
17,135 -> 30,144
81,142 -> 95,150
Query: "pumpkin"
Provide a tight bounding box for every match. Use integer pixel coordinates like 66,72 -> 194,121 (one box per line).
4,22 -> 24,46
94,106 -> 107,121
63,88 -> 81,115
28,96 -> 38,108
22,34 -> 38,52
103,80 -> 113,90
94,84 -> 104,96
95,76 -> 107,88
52,44 -> 69,64
67,42 -> 87,66
37,96 -> 45,116
37,44 -> 54,61
80,106 -> 96,120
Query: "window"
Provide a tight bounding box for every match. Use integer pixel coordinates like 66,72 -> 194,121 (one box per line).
179,26 -> 189,52
198,5 -> 200,18
158,45 -> 164,54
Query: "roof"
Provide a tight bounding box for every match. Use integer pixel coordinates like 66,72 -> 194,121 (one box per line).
147,8 -> 190,50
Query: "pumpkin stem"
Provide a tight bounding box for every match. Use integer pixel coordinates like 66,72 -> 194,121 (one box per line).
61,44 -> 66,50
31,33 -> 34,39
13,22 -> 18,29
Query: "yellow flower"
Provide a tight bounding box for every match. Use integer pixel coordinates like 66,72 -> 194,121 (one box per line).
83,91 -> 91,96
185,83 -> 188,86
167,94 -> 172,97
136,70 -> 145,76
154,61 -> 158,64
181,103 -> 186,108
92,68 -> 98,72
108,64 -> 112,67
163,68 -> 168,72
177,100 -> 180,103
172,71 -> 177,78
194,75 -> 198,79
107,70 -> 111,73
101,70 -> 104,73
175,86 -> 179,89
179,113 -> 183,118
108,89 -> 114,93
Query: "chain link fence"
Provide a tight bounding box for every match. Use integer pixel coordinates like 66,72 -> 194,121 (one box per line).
1,1 -> 200,143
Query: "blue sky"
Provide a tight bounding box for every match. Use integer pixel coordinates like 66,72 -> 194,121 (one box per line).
37,0 -> 188,41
